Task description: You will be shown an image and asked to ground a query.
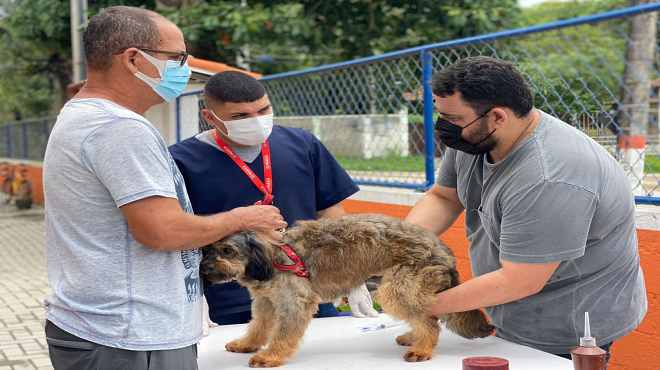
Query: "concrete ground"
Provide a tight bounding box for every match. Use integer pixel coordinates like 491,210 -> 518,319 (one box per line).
0,200 -> 51,370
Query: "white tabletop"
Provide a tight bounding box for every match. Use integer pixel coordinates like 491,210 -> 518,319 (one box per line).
198,315 -> 573,370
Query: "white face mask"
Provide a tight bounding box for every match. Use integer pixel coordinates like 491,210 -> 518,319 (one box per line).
210,110 -> 274,146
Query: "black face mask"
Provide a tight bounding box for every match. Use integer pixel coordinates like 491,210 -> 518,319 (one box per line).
435,109 -> 496,155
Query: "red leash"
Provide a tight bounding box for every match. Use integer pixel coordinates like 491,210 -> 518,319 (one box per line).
272,244 -> 310,278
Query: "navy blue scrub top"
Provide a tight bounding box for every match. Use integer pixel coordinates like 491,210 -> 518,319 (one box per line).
170,125 -> 359,324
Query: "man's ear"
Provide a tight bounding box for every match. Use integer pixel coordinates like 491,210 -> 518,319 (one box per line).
202,107 -> 229,135
201,109 -> 215,124
120,48 -> 141,74
490,107 -> 509,129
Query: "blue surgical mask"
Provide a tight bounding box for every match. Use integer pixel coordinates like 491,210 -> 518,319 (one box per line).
134,49 -> 191,102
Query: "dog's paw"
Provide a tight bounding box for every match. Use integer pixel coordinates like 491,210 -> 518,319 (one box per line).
395,332 -> 415,346
249,353 -> 284,368
403,349 -> 433,362
226,339 -> 260,353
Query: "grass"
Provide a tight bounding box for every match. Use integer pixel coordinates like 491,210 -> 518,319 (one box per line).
336,303 -> 382,313
336,155 -> 425,172
336,154 -> 660,174
646,155 -> 660,173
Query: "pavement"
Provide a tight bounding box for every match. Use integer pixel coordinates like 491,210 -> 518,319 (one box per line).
0,199 -> 52,370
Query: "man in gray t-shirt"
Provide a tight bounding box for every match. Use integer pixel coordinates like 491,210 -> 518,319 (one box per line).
407,57 -> 646,358
43,7 -> 285,370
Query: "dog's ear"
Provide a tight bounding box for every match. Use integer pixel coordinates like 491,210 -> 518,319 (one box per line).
201,244 -> 214,258
244,233 -> 274,282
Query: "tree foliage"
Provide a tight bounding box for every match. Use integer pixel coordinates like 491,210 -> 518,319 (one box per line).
0,0 -> 643,122
165,0 -> 519,74
0,0 -> 154,121
512,0 -> 633,123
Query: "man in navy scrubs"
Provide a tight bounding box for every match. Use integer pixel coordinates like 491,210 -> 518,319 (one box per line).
170,71 -> 378,325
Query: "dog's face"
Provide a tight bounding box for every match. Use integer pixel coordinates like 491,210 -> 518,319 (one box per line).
201,231 -> 274,284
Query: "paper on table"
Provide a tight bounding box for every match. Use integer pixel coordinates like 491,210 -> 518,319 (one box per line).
357,317 -> 406,333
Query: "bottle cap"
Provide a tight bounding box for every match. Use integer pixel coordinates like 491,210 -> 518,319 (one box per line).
580,312 -> 597,347
463,356 -> 509,370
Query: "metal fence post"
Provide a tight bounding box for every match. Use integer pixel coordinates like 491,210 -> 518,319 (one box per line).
175,96 -> 182,143
21,122 -> 28,159
5,125 -> 11,158
421,49 -> 436,189
42,120 -> 50,158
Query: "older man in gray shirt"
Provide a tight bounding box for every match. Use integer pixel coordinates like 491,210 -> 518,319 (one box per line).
407,57 -> 647,360
43,6 -> 285,370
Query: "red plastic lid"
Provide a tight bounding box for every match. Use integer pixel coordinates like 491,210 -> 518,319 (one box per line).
463,356 -> 509,370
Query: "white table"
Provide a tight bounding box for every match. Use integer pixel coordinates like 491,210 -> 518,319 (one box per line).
198,315 -> 573,370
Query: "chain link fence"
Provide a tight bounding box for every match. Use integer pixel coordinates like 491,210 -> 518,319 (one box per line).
230,3 -> 658,199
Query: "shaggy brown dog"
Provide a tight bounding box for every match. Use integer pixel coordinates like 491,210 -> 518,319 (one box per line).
201,214 -> 493,367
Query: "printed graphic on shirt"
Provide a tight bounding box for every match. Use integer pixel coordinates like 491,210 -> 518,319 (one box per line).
182,252 -> 202,302
171,157 -> 202,302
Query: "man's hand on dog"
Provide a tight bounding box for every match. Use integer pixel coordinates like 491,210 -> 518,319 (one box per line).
231,205 -> 287,234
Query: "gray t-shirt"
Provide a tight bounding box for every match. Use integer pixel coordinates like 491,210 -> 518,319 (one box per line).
438,110 -> 647,354
43,98 -> 203,351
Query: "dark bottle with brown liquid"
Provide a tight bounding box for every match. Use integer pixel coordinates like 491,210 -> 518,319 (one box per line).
570,312 -> 607,370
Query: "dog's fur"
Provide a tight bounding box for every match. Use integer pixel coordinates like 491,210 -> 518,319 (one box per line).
201,214 -> 493,367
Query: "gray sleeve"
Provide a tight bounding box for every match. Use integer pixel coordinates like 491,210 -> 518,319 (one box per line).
437,148 -> 457,188
499,181 -> 598,263
81,120 -> 177,208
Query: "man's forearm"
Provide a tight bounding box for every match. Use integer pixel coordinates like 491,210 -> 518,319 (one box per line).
123,196 -> 286,252
164,210 -> 245,250
405,192 -> 463,235
429,269 -> 539,316
317,203 -> 345,219
138,210 -> 244,252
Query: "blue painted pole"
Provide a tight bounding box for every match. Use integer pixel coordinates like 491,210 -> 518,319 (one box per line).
421,50 -> 436,190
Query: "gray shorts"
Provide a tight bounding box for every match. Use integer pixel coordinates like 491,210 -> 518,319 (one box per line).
45,321 -> 198,370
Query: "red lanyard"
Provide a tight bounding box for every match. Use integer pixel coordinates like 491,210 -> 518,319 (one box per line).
213,131 -> 273,205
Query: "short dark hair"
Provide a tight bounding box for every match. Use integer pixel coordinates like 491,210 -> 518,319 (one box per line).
204,71 -> 266,104
432,57 -> 533,117
83,6 -> 163,71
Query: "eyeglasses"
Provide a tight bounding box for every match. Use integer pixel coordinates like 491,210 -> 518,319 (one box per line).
140,48 -> 189,66
436,107 -> 492,129
116,47 -> 189,66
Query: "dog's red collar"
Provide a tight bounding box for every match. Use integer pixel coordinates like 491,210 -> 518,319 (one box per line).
273,244 -> 310,278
